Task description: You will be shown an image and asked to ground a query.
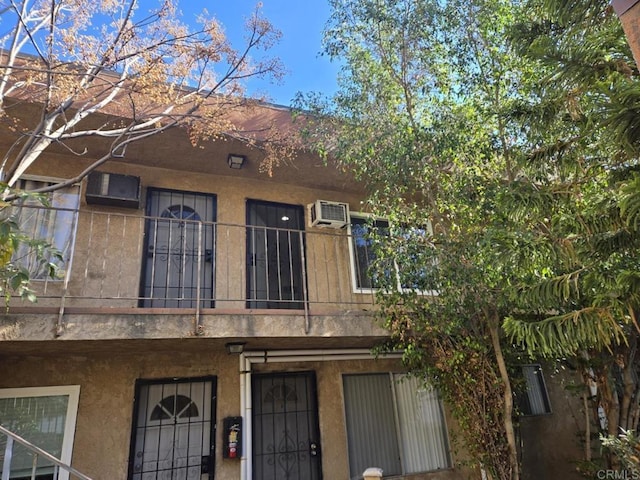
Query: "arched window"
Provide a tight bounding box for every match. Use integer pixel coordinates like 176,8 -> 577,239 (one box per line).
263,384 -> 298,404
150,394 -> 199,421
160,205 -> 201,222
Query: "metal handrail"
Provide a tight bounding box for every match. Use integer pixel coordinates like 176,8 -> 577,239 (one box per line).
0,425 -> 92,480
7,206 -> 379,310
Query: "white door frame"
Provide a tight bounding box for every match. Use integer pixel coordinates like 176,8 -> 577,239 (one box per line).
237,349 -> 402,480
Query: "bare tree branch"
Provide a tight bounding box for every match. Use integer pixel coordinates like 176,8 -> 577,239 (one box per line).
0,0 -> 289,195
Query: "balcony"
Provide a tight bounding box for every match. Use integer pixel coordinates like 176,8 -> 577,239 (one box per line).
6,206 -> 379,323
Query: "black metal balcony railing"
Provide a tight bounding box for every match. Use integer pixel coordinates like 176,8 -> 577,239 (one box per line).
8,206 -> 377,313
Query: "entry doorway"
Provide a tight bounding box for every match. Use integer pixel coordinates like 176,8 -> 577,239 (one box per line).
128,377 -> 217,480
251,372 -> 322,480
246,200 -> 306,309
141,188 -> 216,308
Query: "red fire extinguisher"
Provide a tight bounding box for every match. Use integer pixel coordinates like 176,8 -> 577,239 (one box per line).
228,424 -> 239,458
223,416 -> 242,459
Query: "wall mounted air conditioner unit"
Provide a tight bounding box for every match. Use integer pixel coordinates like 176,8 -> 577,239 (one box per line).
85,171 -> 141,209
309,200 -> 349,228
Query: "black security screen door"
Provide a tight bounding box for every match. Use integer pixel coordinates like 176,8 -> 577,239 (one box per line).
252,372 -> 322,480
141,189 -> 216,308
128,377 -> 217,480
246,200 -> 306,309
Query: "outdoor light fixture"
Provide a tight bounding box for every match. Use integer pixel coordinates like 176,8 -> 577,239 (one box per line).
225,342 -> 246,354
227,154 -> 246,169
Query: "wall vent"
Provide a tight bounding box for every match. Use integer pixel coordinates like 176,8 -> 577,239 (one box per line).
85,171 -> 141,209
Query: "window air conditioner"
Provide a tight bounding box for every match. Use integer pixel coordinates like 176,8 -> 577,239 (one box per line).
85,171 -> 141,209
309,200 -> 349,228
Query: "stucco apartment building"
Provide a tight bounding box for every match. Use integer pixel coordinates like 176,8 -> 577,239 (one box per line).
0,101 -> 584,480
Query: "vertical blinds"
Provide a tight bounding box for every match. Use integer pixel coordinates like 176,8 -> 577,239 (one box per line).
343,374 -> 402,476
393,375 -> 451,473
343,373 -> 451,478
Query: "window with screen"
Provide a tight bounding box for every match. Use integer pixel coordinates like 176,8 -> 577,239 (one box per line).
515,364 -> 552,416
11,179 -> 79,280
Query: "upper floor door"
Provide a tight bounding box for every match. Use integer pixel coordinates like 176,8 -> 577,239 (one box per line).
246,200 -> 306,309
141,189 -> 216,308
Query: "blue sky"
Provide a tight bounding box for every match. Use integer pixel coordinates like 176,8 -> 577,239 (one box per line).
7,1 -> 339,107
177,1 -> 341,106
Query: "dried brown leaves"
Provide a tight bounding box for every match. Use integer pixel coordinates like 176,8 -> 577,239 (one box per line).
0,0 -> 292,183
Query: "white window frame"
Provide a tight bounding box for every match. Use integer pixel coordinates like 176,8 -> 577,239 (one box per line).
347,212 -> 387,294
0,385 -> 81,480
12,175 -> 80,282
348,212 -> 437,295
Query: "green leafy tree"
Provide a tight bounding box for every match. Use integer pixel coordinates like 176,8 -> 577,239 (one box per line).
501,0 -> 640,471
299,0 -> 536,477
300,0 -> 640,476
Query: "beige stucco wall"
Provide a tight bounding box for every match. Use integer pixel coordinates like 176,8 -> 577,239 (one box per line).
0,121 -> 585,480
0,342 -> 473,480
519,366 -> 586,480
1,343 -> 240,479
16,154 -> 373,311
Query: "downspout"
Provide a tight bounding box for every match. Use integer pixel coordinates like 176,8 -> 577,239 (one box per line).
239,352 -> 249,480
56,204 -> 81,337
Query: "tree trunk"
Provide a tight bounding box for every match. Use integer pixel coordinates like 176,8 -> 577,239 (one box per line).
620,357 -> 635,430
584,391 -> 591,462
487,309 -> 520,480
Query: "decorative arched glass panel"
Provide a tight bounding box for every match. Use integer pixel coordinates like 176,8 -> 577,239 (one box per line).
130,378 -> 216,480
150,394 -> 199,421
160,205 -> 201,222
263,384 -> 298,404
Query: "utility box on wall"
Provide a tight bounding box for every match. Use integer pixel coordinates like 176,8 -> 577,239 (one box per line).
85,171 -> 141,209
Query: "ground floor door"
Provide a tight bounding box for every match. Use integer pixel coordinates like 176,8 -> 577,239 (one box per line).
129,377 -> 216,480
251,372 -> 322,480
